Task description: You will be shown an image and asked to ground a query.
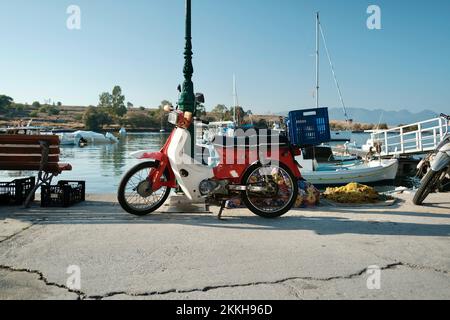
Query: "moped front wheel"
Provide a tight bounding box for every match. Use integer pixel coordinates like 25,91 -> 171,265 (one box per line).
118,162 -> 171,216
241,163 -> 298,218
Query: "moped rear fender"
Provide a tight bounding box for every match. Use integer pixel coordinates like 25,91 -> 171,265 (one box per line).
431,151 -> 450,172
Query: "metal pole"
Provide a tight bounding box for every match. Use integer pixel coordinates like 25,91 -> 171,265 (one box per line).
233,74 -> 237,124
315,12 -> 320,109
178,0 -> 195,115
178,0 -> 196,157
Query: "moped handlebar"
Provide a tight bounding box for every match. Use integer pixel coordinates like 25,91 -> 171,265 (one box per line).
163,105 -> 174,112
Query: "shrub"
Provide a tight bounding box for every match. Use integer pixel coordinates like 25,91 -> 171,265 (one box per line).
83,106 -> 112,131
125,113 -> 157,128
47,105 -> 60,116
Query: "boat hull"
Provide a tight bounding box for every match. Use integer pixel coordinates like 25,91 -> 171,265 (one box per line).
300,159 -> 399,187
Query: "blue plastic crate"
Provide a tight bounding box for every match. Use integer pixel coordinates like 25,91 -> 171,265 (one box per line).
288,107 -> 331,147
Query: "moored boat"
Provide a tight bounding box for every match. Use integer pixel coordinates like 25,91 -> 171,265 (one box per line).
297,158 -> 399,187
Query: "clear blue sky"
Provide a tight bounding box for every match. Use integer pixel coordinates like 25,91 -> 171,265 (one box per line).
0,0 -> 449,114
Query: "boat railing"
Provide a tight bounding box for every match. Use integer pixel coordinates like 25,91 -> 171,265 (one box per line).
366,116 -> 449,156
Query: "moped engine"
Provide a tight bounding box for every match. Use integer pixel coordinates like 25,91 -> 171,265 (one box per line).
199,179 -> 228,196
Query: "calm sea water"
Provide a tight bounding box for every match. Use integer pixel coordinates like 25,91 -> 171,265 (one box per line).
0,132 -> 417,193
1,133 -> 168,193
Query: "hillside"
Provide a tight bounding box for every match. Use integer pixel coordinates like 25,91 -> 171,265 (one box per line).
278,107 -> 439,126
328,108 -> 439,126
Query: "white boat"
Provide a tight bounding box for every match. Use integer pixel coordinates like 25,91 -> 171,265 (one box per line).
65,131 -> 119,145
57,132 -> 78,145
119,128 -> 127,136
296,157 -> 399,187
0,125 -> 48,135
105,132 -> 119,143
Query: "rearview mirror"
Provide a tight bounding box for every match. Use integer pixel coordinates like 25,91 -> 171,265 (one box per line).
195,93 -> 205,104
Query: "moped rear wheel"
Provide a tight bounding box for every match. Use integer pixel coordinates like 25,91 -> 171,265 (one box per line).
241,163 -> 298,218
118,162 -> 171,216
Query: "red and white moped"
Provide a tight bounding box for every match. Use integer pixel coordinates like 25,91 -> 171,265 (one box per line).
117,97 -> 302,218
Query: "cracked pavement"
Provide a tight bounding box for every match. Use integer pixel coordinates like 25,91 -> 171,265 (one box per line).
0,192 -> 449,300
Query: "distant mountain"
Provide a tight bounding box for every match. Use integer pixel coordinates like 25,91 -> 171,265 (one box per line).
279,107 -> 439,126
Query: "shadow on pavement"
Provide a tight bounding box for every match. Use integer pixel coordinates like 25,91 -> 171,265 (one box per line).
2,198 -> 449,237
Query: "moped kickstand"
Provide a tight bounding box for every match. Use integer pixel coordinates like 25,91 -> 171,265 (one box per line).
217,200 -> 226,220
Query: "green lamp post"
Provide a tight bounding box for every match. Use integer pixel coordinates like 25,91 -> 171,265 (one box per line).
178,0 -> 197,157
178,0 -> 195,116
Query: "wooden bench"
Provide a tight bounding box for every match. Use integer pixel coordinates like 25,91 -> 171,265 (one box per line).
0,135 -> 72,207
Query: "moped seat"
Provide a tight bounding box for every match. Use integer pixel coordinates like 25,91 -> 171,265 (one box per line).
213,129 -> 289,149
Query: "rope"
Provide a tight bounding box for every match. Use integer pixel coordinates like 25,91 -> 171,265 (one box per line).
319,23 -> 350,123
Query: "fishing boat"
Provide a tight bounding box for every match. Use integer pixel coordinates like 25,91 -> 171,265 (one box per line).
296,157 -> 399,187
302,145 -> 358,164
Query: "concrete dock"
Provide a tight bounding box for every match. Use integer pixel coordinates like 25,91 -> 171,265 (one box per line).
0,192 -> 449,300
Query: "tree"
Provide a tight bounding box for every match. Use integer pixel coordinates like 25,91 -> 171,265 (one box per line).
0,95 -> 13,113
211,104 -> 233,121
111,86 -> 127,117
127,102 -> 134,109
32,101 -> 41,109
235,106 -> 247,125
47,105 -> 60,116
98,92 -> 112,109
57,102 -> 62,107
212,104 -> 228,114
98,86 -> 127,117
83,106 -> 112,131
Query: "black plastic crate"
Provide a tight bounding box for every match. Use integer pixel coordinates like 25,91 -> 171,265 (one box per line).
0,177 -> 35,206
41,180 -> 85,208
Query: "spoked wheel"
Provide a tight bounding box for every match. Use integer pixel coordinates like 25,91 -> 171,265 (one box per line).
413,169 -> 445,205
117,162 -> 171,216
241,163 -> 298,218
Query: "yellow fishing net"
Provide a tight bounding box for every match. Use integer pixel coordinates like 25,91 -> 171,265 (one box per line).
323,183 -> 380,203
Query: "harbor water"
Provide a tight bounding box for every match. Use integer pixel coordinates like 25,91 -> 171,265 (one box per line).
0,132 -> 419,193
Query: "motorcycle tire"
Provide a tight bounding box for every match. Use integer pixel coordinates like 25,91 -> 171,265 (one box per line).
241,163 -> 298,219
118,161 -> 171,216
413,169 -> 443,205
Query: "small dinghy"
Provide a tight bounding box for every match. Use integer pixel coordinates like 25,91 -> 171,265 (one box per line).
296,157 -> 399,187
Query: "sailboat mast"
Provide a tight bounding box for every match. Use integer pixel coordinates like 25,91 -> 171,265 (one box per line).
233,74 -> 237,124
315,12 -> 320,109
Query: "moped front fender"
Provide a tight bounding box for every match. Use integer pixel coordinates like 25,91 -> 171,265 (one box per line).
130,150 -> 165,161
129,150 -> 177,189
431,151 -> 450,172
